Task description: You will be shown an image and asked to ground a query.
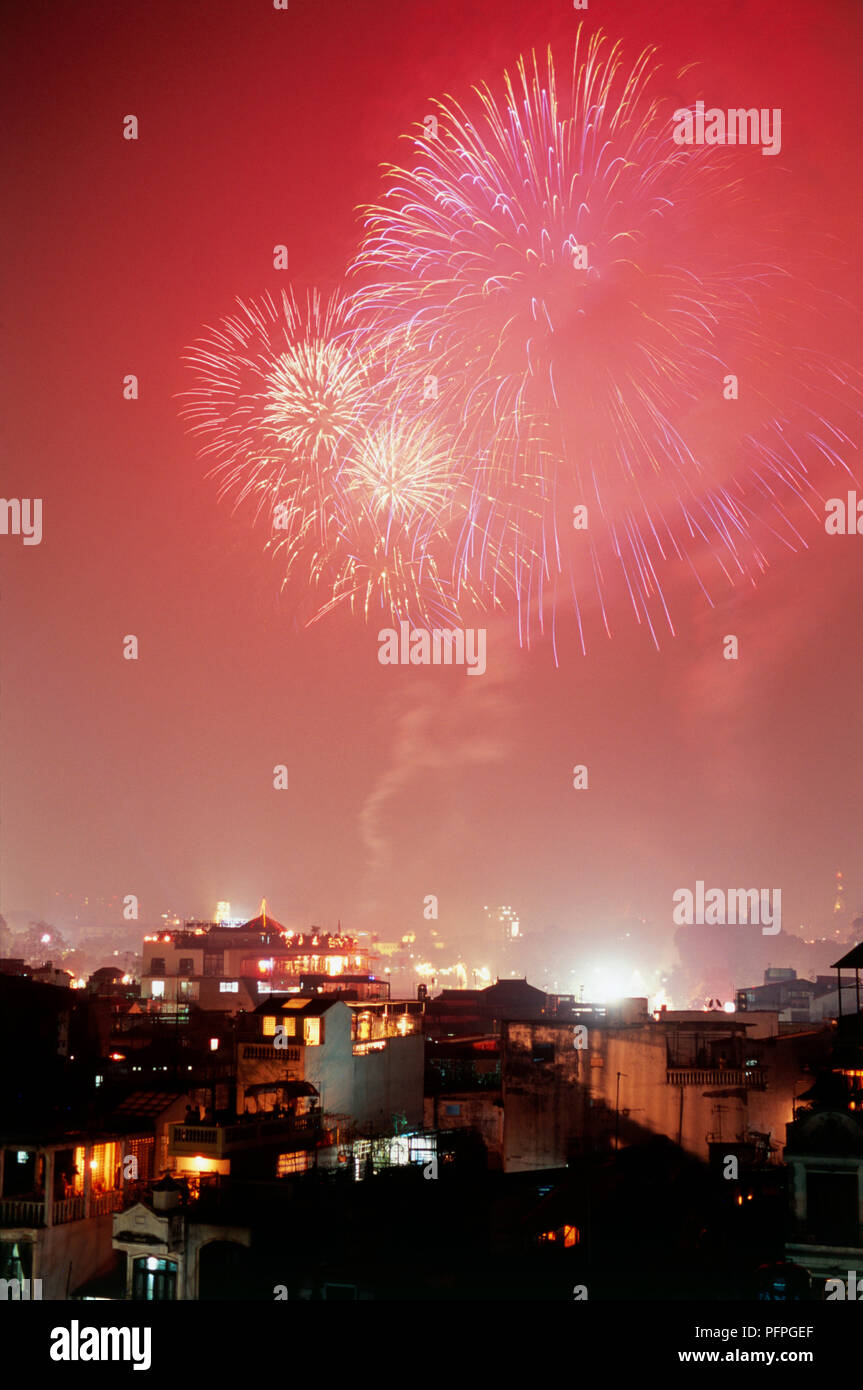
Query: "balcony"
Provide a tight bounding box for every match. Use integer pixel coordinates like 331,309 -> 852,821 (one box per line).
666,1067 -> 766,1089
168,1113 -> 320,1159
0,1198 -> 44,1226
240,1043 -> 301,1062
0,1191 -> 123,1227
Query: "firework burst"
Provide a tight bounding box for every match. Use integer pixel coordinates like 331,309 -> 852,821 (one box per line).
351,27 -> 861,651
311,406 -> 484,628
181,287 -> 380,575
182,28 -> 860,655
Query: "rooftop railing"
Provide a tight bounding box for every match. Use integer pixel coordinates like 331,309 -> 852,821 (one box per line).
168,1112 -> 320,1158
666,1067 -> 766,1088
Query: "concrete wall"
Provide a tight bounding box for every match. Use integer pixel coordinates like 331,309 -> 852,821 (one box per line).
499,1019 -> 770,1169
592,1027 -> 748,1159
30,1213 -> 116,1299
423,1093 -> 503,1157
304,1004 -> 353,1116
351,1034 -> 424,1129
502,1022 -> 586,1172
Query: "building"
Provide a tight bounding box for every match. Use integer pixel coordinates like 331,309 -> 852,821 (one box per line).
424,978 -> 547,1040
139,908 -> 379,1014
736,967 -> 860,1024
0,1126 -> 143,1299
425,996 -> 826,1173
112,1177 -> 252,1301
783,943 -> 863,1289
784,1038 -> 863,1288
237,996 -> 425,1132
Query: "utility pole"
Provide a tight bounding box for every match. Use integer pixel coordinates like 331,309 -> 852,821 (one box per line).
614,1072 -> 627,1151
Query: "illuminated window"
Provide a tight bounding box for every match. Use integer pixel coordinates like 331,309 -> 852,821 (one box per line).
151,980 -> 165,998
219,981 -> 239,993
538,1224 -> 579,1247
262,1015 -> 277,1036
72,1147 -> 86,1193
132,1256 -> 177,1301
277,1151 -> 311,1176
304,1017 -> 321,1046
89,1142 -> 119,1192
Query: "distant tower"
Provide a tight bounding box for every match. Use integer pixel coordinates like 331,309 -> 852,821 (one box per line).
833,871 -> 845,918
215,900 -> 231,924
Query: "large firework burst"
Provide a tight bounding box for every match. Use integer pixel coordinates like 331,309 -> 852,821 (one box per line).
351,27 -> 860,651
182,27 -> 859,654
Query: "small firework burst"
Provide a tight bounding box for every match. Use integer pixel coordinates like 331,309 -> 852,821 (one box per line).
181,287 -> 377,571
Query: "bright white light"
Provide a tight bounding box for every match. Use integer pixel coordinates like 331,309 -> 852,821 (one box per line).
587,964 -> 631,1003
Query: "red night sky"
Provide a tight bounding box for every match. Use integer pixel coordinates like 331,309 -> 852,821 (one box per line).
3,0 -> 863,993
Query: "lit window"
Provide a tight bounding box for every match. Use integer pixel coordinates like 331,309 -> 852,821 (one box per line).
263,1015 -> 277,1036
219,981 -> 239,993
209,1038 -> 219,1051
539,1224 -> 579,1247
277,1151 -> 311,1176
88,1142 -> 119,1191
304,1017 -> 321,1046
151,980 -> 165,998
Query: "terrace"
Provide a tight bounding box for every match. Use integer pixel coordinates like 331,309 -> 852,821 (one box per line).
168,1111 -> 320,1160
0,1138 -> 135,1228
